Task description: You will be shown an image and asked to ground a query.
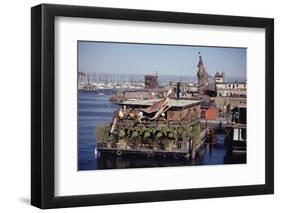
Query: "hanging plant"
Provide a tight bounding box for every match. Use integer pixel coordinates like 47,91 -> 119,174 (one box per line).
143,131 -> 151,140
167,132 -> 174,139
155,131 -> 163,140
192,122 -> 200,144
177,128 -> 183,140
138,127 -> 145,136
105,134 -> 113,142
118,129 -> 126,139
161,127 -> 168,137
181,130 -> 187,141
172,129 -> 178,141
187,126 -> 193,138
152,128 -> 158,137
126,127 -> 133,136
130,131 -> 139,139
96,125 -> 106,142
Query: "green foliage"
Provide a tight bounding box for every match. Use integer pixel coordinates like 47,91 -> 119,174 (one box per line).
118,129 -> 126,139
167,132 -> 174,139
130,131 -> 139,139
161,127 -> 170,137
96,125 -> 113,142
96,126 -> 106,142
105,134 -> 113,142
187,126 -> 193,138
155,132 -> 163,139
192,122 -> 200,144
96,123 -> 201,144
143,131 -> 151,139
137,128 -> 145,136
152,128 -> 158,136
172,129 -> 178,141
181,130 -> 187,141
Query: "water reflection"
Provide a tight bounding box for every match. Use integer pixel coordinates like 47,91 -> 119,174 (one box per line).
95,135 -> 246,170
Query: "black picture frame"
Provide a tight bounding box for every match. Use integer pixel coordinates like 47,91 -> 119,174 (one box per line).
31,3 -> 274,209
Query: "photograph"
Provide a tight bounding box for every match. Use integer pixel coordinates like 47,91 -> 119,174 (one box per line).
78,41 -> 247,170
30,3 -> 274,209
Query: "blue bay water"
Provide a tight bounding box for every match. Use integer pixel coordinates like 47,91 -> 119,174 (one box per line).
78,91 -> 118,170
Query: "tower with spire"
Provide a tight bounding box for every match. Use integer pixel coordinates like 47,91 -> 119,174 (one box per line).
197,52 -> 209,96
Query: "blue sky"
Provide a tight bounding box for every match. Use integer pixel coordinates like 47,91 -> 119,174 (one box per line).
78,41 -> 246,79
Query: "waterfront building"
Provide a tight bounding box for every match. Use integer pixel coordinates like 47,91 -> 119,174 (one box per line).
144,74 -> 159,89
216,82 -> 247,97
214,72 -> 225,83
211,96 -> 246,117
200,101 -> 218,121
96,97 -> 203,159
226,104 -> 247,152
161,81 -> 197,98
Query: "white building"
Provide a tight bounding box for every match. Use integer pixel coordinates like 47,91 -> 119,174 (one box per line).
214,72 -> 225,83
216,82 -> 247,97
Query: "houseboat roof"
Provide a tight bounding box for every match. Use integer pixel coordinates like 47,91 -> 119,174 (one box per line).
121,98 -> 201,108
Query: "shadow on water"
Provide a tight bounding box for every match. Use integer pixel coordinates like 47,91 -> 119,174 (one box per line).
97,155 -> 192,170
78,91 -> 246,171
224,151 -> 247,164
95,144 -> 246,170
84,137 -> 246,171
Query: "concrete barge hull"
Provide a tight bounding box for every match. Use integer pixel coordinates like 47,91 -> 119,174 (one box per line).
96,147 -> 190,159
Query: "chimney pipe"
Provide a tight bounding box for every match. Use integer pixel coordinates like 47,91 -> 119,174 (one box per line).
176,82 -> 180,99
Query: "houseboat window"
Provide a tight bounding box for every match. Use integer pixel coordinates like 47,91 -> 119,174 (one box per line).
241,129 -> 246,141
177,143 -> 182,149
201,111 -> 206,119
233,128 -> 239,141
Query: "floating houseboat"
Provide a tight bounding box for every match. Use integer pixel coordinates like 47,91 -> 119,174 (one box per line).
96,91 -> 206,159
225,104 -> 247,152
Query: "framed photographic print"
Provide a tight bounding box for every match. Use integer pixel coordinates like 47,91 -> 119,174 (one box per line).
31,4 -> 274,209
